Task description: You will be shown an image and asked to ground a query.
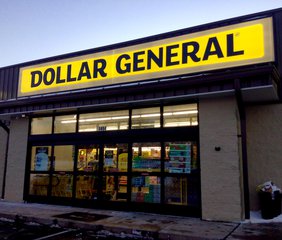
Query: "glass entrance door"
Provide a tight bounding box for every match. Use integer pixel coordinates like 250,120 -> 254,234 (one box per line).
101,144 -> 128,202
74,144 -> 129,202
76,144 -> 99,200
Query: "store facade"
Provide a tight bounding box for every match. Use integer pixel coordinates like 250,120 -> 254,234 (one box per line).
0,8 -> 282,222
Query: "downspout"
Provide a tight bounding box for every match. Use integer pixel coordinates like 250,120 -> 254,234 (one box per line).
0,120 -> 10,199
234,79 -> 250,219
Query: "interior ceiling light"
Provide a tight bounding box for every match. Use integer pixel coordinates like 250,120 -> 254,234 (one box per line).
61,110 -> 198,124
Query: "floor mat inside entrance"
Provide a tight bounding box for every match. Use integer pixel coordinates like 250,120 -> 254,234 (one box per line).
53,212 -> 111,222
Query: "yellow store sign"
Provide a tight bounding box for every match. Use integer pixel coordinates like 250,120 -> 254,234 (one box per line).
18,17 -> 274,97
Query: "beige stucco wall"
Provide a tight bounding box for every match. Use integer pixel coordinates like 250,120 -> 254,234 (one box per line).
246,103 -> 282,211
0,127 -> 8,198
199,96 -> 244,221
5,117 -> 29,201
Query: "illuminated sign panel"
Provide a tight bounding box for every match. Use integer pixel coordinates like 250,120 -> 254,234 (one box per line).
18,17 -> 274,97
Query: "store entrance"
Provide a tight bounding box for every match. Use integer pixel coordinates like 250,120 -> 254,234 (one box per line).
27,135 -> 200,216
76,143 -> 129,202
26,103 -> 200,216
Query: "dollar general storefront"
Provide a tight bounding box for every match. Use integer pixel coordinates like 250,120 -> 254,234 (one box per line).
0,8 -> 282,222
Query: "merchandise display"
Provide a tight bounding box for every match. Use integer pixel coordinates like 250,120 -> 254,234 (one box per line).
132,145 -> 161,172
78,147 -> 99,171
132,157 -> 160,171
29,174 -> 49,196
76,175 -> 97,199
165,143 -> 191,173
165,177 -> 188,205
103,175 -> 127,201
104,145 -> 128,172
29,141 -> 198,209
131,176 -> 161,203
51,174 -> 73,198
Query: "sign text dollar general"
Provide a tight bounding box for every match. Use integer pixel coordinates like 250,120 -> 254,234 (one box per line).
18,18 -> 274,97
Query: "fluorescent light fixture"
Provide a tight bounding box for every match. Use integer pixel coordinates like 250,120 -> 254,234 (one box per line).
79,128 -> 97,132
84,117 -> 112,122
61,109 -> 198,124
132,113 -> 160,118
80,116 -> 128,122
163,110 -> 198,116
141,113 -> 160,118
111,116 -> 129,120
164,122 -> 191,127
105,126 -> 118,130
104,148 -> 117,151
173,110 -> 198,115
61,120 -> 77,124
132,123 -> 158,128
141,147 -> 161,151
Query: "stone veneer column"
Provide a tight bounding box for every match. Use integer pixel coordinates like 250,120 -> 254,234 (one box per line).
0,126 -> 8,198
246,104 -> 282,211
199,96 -> 244,221
5,117 -> 29,201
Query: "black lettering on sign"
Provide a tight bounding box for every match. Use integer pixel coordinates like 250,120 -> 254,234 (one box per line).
133,51 -> 145,72
166,44 -> 180,66
227,34 -> 244,56
43,68 -> 55,86
182,42 -> 201,63
78,62 -> 91,80
147,48 -> 163,70
116,54 -> 131,74
31,71 -> 42,88
93,59 -> 107,78
56,66 -> 65,84
203,37 -> 224,60
67,64 -> 76,82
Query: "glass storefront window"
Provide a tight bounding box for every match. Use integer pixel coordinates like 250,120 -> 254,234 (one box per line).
117,176 -> 127,200
165,142 -> 198,173
163,104 -> 198,127
76,175 -> 98,200
29,174 -> 49,196
31,117 -> 52,135
27,103 -> 200,215
30,146 -> 52,171
131,176 -> 160,203
31,104 -> 198,135
165,142 -> 191,174
164,177 -> 187,205
54,115 -> 77,133
51,174 -> 73,198
77,145 -> 99,172
132,107 -> 160,129
53,145 -> 75,171
102,175 -> 127,201
104,144 -> 128,172
79,110 -> 129,132
132,143 -> 161,172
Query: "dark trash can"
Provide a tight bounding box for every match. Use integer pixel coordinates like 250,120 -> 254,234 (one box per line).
259,191 -> 281,219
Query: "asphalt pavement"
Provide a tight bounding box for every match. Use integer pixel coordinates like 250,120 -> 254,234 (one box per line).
0,201 -> 281,239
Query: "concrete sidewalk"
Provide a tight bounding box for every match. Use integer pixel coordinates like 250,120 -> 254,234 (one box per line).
0,201 -> 281,239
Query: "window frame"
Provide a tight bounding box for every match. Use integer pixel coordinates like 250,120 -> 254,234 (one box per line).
25,102 -> 200,216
